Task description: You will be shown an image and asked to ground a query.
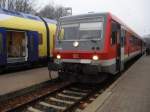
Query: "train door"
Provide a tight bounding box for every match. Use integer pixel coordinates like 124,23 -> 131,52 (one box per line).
111,22 -> 120,72
119,28 -> 125,71
116,27 -> 126,72
0,28 -> 7,66
112,21 -> 125,72
27,31 -> 39,62
116,28 -> 121,72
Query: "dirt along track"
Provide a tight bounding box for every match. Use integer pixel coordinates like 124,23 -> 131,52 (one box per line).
0,80 -> 71,112
8,82 -> 111,112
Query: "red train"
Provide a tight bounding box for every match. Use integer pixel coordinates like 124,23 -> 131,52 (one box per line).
49,13 -> 145,82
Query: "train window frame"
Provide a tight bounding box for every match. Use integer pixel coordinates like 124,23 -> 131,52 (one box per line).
0,33 -> 3,54
29,34 -> 35,53
111,31 -> 117,45
38,33 -> 43,45
124,31 -> 127,46
111,21 -> 120,46
60,19 -> 104,41
121,29 -> 126,47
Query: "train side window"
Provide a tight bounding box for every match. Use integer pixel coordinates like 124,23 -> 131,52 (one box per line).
129,37 -> 133,45
111,31 -> 117,45
39,33 -> 43,45
111,21 -> 119,45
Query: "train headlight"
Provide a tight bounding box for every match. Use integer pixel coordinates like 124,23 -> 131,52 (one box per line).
92,55 -> 99,61
73,41 -> 79,47
56,54 -> 61,59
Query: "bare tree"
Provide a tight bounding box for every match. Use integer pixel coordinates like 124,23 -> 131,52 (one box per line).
0,0 -> 71,18
38,4 -> 55,19
0,0 -> 35,13
38,4 -> 70,19
0,0 -> 6,8
55,6 -> 66,19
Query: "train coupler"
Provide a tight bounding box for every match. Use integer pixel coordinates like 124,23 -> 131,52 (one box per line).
48,62 -> 62,71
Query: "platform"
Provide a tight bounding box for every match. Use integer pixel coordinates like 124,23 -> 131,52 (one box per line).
0,67 -> 58,95
83,55 -> 150,112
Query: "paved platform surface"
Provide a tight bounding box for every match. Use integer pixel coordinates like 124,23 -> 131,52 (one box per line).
95,56 -> 150,112
0,67 -> 58,95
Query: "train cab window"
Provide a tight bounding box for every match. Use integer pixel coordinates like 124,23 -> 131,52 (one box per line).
39,33 -> 43,45
79,22 -> 103,39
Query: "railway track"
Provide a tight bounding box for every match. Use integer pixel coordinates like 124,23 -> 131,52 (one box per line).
0,54 -> 140,112
0,73 -> 118,112
1,70 -> 129,112
0,81 -> 72,112
12,83 -> 102,112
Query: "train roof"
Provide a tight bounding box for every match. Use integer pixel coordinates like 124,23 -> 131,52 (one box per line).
0,8 -> 57,24
60,12 -> 142,39
60,12 -> 107,21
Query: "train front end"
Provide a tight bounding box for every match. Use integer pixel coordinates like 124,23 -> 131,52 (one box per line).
49,13 -> 109,82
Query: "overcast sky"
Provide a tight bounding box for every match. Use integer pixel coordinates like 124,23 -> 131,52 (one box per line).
38,0 -> 150,37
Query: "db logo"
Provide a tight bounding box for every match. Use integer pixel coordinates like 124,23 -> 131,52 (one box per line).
73,54 -> 80,59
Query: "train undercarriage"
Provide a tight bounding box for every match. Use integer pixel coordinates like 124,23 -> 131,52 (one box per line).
49,62 -> 109,83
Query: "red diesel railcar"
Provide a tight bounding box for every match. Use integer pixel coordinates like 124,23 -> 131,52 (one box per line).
49,13 -> 145,82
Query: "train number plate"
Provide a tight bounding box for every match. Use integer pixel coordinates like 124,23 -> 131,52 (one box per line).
73,54 -> 80,59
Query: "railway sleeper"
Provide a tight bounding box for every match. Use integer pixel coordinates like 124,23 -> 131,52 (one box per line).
39,101 -> 67,110
27,106 -> 43,112
70,87 -> 90,93
58,93 -> 82,100
62,90 -> 87,96
49,97 -> 75,105
16,85 -> 95,112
